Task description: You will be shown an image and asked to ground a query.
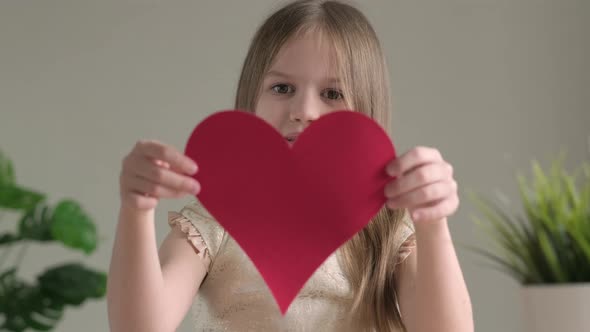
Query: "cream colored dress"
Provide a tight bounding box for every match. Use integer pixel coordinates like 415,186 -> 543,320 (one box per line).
168,200 -> 415,332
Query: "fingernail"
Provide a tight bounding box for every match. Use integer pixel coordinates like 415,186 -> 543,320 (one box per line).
190,163 -> 198,174
386,165 -> 396,177
192,183 -> 200,194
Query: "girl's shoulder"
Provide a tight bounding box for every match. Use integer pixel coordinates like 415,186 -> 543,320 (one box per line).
168,199 -> 226,271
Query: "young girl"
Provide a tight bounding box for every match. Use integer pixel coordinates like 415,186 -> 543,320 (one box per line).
107,1 -> 473,331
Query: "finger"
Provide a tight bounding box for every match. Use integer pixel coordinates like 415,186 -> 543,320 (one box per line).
129,154 -> 200,194
385,162 -> 452,199
126,174 -> 195,198
386,146 -> 442,177
410,195 -> 460,223
154,159 -> 170,169
386,180 -> 456,209
136,140 -> 198,175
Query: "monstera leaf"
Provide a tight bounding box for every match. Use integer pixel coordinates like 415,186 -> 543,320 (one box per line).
0,233 -> 22,246
0,149 -> 106,331
18,203 -> 54,242
0,264 -> 106,332
0,185 -> 45,212
10,200 -> 98,254
0,150 -> 45,211
50,200 -> 97,254
0,269 -> 64,331
38,263 -> 107,306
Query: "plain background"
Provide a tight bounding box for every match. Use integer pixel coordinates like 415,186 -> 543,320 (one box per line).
1,0 -> 588,331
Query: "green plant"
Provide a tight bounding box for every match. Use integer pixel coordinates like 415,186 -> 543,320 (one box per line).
470,154 -> 590,285
0,150 -> 106,331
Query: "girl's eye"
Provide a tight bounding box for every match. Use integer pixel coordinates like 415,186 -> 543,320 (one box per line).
322,89 -> 344,100
271,84 -> 294,94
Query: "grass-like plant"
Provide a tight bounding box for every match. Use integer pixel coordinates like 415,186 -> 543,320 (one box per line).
471,155 -> 590,284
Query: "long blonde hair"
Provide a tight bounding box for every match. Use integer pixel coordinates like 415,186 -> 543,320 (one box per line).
235,1 -> 410,330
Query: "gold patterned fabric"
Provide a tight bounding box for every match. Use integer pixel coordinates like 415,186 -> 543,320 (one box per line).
168,200 -> 415,331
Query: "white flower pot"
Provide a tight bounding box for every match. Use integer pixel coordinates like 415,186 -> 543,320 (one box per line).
522,283 -> 590,332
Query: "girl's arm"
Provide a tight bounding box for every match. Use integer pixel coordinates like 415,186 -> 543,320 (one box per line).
395,218 -> 473,332
385,146 -> 473,331
108,140 -> 206,331
107,207 -> 208,332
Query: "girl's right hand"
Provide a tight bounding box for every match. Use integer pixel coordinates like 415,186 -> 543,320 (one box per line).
119,139 -> 200,211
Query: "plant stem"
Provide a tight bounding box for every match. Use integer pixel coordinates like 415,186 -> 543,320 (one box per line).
0,210 -> 11,269
13,241 -> 29,272
0,244 -> 14,270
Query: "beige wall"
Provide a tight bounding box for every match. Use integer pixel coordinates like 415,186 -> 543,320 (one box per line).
1,1 -> 588,331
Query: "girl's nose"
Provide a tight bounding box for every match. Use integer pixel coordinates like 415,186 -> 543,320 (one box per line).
289,91 -> 322,123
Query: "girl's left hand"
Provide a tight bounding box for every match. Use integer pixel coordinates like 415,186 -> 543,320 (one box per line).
384,146 -> 459,224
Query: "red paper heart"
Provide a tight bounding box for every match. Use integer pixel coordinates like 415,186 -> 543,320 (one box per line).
185,110 -> 396,314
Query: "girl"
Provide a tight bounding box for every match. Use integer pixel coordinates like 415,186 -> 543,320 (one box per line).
107,1 -> 473,331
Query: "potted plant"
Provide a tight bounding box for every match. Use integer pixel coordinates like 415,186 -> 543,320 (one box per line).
0,150 -> 107,331
470,154 -> 590,332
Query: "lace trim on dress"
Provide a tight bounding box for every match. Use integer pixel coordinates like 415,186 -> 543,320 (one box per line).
168,211 -> 212,272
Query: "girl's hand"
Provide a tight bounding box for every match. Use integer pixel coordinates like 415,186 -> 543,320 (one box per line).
384,146 -> 459,224
119,139 -> 200,211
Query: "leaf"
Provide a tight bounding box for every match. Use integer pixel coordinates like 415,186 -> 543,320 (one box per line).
470,193 -> 544,281
562,165 -> 579,208
0,185 -> 45,212
0,264 -> 106,332
538,229 -> 567,282
517,174 -> 541,230
467,246 -> 528,283
470,155 -> 590,284
18,204 -> 54,242
50,200 -> 97,254
0,233 -> 22,246
0,268 -> 65,331
37,263 -> 107,306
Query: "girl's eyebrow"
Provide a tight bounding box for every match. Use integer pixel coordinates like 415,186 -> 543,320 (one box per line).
265,70 -> 341,83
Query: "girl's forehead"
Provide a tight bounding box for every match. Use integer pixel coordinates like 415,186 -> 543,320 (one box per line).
287,28 -> 337,56
270,32 -> 341,79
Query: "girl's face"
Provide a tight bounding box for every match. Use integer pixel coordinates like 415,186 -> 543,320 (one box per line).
254,32 -> 347,146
